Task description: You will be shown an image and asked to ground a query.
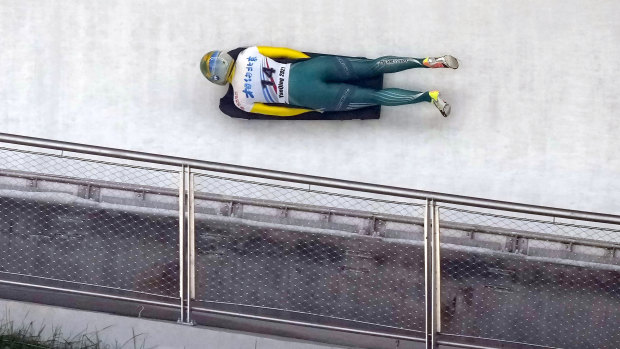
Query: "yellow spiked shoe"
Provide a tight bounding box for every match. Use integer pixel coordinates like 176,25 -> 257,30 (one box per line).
429,90 -> 451,117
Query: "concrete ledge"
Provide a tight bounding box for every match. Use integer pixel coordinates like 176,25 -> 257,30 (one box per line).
0,299 -> 351,349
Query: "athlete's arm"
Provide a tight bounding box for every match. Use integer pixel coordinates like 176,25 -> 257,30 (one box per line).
256,47 -> 310,59
250,103 -> 314,117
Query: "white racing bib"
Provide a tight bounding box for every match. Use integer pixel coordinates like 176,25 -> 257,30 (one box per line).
231,46 -> 291,111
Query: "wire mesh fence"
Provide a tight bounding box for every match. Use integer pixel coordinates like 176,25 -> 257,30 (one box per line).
438,206 -> 620,349
1,140 -> 620,348
0,147 -> 180,299
192,173 -> 427,332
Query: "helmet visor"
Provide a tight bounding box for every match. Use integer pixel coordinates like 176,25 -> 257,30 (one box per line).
201,51 -> 234,85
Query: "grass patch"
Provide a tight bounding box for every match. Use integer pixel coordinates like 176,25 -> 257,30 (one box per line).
0,311 -> 147,349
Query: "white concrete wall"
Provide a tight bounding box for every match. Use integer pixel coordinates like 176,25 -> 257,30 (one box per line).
1,0 -> 619,214
0,299 -> 350,349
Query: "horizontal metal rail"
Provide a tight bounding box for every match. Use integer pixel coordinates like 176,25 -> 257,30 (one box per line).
435,339 -> 557,349
436,334 -> 561,349
0,279 -> 178,309
193,306 -> 555,349
1,132 -> 619,225
192,306 -> 426,344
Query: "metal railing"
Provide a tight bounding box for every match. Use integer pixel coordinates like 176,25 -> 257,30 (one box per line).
0,132 -> 618,349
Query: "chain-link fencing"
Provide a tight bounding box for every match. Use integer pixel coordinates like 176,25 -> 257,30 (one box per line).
1,139 -> 620,348
0,147 -> 180,300
437,205 -> 620,349
191,173 -> 427,333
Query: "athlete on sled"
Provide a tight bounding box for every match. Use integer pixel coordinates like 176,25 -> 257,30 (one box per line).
200,46 -> 458,118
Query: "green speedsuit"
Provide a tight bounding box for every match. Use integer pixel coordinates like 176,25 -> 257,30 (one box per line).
288,56 -> 432,112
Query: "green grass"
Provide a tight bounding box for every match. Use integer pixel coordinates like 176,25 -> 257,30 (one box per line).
0,313 -> 147,349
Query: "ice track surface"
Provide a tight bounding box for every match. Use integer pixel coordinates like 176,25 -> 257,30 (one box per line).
1,0 -> 619,214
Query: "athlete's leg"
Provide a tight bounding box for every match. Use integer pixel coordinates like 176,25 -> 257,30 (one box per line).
297,56 -> 426,82
347,86 -> 452,117
346,56 -> 428,79
346,86 -> 431,109
345,55 -> 459,79
290,81 -> 436,112
292,55 -> 458,82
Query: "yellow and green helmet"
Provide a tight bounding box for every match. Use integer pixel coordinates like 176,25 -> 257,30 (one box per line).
200,50 -> 234,85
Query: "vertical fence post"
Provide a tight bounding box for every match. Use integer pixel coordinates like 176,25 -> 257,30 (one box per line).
432,201 -> 441,348
424,199 -> 433,349
178,165 -> 186,324
186,167 -> 196,324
